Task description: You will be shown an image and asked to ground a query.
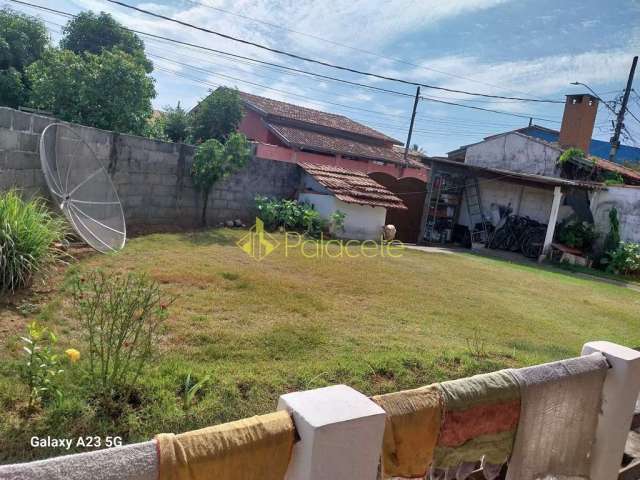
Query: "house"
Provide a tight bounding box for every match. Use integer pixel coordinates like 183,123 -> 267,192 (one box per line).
420,93 -> 640,255
233,90 -> 427,181
298,162 -> 407,240
195,88 -> 428,242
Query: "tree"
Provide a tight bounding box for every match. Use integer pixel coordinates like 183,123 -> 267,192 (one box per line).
191,133 -> 251,226
26,48 -> 156,135
0,8 -> 48,108
164,102 -> 190,143
142,112 -> 168,141
191,88 -> 243,143
60,11 -> 152,72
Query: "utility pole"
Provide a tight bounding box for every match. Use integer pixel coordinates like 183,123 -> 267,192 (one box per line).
609,56 -> 637,162
403,86 -> 421,164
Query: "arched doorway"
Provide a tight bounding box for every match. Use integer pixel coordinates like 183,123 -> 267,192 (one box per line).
369,172 -> 427,243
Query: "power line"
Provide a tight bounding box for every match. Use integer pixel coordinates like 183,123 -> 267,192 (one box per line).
148,52 -> 413,99
150,53 -> 558,126
181,0 -> 548,100
10,0 -> 560,125
106,0 -> 564,104
419,94 -> 559,122
154,67 -> 506,137
143,34 -> 528,107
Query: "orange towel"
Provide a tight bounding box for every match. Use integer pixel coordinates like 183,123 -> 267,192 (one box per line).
372,384 -> 443,479
156,411 -> 295,480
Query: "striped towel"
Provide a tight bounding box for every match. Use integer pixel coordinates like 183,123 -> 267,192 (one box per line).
431,369 -> 521,480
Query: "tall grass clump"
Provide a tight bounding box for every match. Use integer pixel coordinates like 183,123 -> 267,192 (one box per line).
0,190 -> 66,294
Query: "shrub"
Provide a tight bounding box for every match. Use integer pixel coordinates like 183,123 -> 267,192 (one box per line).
556,217 -> 597,251
603,207 -> 620,254
302,209 -> 325,237
191,133 -> 251,226
20,321 -> 64,409
557,147 -> 585,165
330,210 -> 346,234
607,242 -> 640,276
71,270 -> 173,407
254,197 -> 329,237
0,190 -> 66,294
163,102 -> 190,143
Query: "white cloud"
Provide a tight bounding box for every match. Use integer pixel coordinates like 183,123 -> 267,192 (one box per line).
374,26 -> 640,111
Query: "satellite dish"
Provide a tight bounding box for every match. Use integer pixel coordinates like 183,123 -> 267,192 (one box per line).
39,123 -> 126,253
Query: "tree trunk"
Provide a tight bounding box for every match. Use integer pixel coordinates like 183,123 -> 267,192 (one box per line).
201,189 -> 209,227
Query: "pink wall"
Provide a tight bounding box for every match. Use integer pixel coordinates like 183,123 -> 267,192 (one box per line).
240,108 -> 426,180
238,109 -> 282,145
254,143 -> 427,181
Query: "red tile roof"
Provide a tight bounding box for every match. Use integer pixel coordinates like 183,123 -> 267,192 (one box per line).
267,123 -> 423,168
239,91 -> 401,144
300,162 -> 407,210
593,157 -> 640,182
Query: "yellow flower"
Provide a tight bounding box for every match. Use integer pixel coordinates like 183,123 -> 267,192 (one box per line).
65,348 -> 80,363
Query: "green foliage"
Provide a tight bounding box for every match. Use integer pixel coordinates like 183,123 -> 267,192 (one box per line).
60,11 -> 152,73
0,67 -> 26,108
606,242 -> 640,276
191,133 -> 251,225
163,102 -> 190,143
71,270 -> 173,406
179,372 -> 210,414
20,321 -> 64,409
302,208 -> 325,237
0,190 -> 66,294
556,217 -> 597,250
557,147 -> 586,165
254,197 -> 327,237
142,113 -> 168,141
330,210 -> 347,233
602,172 -> 624,185
255,197 -> 303,230
0,8 -> 47,70
26,48 -> 156,135
191,87 -> 243,142
604,207 -> 621,254
0,8 -> 48,107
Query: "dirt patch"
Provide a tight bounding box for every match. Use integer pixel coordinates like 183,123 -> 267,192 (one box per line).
0,245 -> 95,354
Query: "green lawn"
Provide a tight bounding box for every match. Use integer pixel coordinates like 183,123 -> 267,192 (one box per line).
1,228 -> 639,462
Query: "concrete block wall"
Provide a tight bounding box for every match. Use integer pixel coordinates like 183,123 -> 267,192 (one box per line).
0,107 -> 301,231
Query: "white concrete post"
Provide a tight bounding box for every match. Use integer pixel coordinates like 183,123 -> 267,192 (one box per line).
278,384 -> 386,480
582,341 -> 640,480
539,185 -> 562,262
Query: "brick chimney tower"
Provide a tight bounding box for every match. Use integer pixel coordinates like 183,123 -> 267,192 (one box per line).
558,93 -> 599,153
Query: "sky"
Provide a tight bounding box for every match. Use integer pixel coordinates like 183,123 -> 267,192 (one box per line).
6,0 -> 640,155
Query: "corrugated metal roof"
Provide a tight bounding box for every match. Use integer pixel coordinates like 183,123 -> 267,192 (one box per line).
425,157 -> 604,189
300,162 -> 408,210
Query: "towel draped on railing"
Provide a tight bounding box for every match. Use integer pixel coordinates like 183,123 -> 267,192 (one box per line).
373,352 -> 610,480
0,411 -> 295,480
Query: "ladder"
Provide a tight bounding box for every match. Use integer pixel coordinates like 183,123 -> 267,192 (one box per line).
464,177 -> 489,244
423,174 -> 445,243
